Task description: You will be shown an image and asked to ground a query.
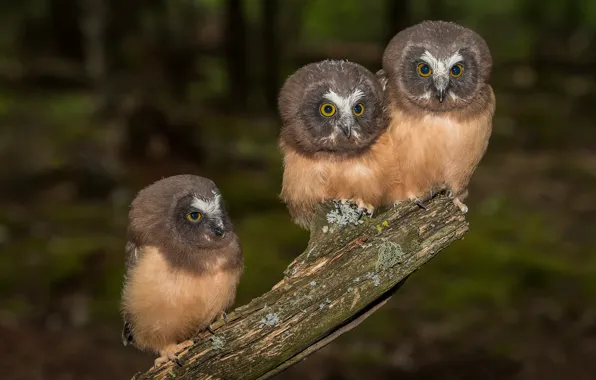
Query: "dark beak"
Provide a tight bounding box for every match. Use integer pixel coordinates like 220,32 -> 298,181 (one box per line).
436,88 -> 445,103
211,223 -> 226,238
339,122 -> 352,138
433,75 -> 449,103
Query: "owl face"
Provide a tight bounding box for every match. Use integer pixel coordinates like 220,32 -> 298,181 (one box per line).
383,21 -> 492,112
279,60 -> 385,156
170,190 -> 232,249
130,175 -> 234,254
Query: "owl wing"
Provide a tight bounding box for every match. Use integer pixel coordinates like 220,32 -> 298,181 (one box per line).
122,238 -> 141,346
376,69 -> 388,91
124,239 -> 141,272
121,319 -> 134,346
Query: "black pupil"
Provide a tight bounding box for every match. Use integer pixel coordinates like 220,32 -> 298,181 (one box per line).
354,105 -> 362,113
324,105 -> 332,114
452,65 -> 460,75
190,212 -> 199,219
421,64 -> 429,74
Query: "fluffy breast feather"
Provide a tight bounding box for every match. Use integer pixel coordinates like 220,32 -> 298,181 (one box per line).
279,132 -> 395,228
121,246 -> 241,353
386,88 -> 495,201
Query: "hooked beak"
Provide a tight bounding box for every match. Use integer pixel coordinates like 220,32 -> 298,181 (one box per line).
338,121 -> 352,138
433,75 -> 449,103
210,221 -> 226,238
436,88 -> 445,103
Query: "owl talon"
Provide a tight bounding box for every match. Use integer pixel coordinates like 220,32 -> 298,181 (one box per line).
452,198 -> 468,214
358,207 -> 374,217
206,310 -> 228,335
351,199 -> 374,217
332,199 -> 350,208
414,199 -> 427,210
155,341 -> 193,367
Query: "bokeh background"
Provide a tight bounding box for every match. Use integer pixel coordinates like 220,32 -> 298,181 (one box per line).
1,0 -> 595,379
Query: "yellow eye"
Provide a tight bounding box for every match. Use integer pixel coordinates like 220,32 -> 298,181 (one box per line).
320,103 -> 336,117
417,63 -> 432,77
187,212 -> 201,222
450,63 -> 464,78
353,103 -> 364,116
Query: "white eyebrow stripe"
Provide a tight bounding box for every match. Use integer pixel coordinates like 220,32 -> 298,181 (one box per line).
191,193 -> 222,217
446,52 -> 464,69
420,50 -> 463,76
420,51 -> 443,74
323,89 -> 364,118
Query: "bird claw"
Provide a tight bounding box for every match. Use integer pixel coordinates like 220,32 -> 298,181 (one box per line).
332,199 -> 350,208
452,198 -> 468,214
355,201 -> 374,218
358,207 -> 374,217
332,198 -> 373,220
414,198 -> 427,210
154,341 -> 193,368
205,311 -> 228,336
445,190 -> 468,213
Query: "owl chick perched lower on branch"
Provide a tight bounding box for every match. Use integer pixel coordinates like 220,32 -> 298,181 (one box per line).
378,20 -> 495,213
278,59 -> 395,229
120,175 -> 243,367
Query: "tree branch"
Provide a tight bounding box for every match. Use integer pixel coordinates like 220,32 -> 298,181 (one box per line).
132,193 -> 469,380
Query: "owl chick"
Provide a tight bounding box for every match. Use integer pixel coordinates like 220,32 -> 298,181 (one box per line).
378,20 -> 495,213
278,59 -> 393,229
120,175 -> 243,367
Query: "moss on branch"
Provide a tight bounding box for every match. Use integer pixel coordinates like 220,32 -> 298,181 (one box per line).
133,193 -> 469,380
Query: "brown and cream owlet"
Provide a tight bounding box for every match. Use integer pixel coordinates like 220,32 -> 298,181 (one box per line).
278,59 -> 393,229
120,175 -> 243,367
378,20 -> 495,213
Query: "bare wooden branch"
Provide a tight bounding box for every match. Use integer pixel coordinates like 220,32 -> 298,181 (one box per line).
132,193 -> 469,380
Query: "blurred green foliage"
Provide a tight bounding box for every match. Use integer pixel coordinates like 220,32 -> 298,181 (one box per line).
0,0 -> 594,378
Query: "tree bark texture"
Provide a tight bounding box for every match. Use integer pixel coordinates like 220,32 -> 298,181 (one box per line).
133,193 -> 469,380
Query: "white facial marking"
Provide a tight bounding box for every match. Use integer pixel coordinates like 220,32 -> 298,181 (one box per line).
323,89 -> 364,122
191,192 -> 222,218
319,133 -> 339,144
446,52 -> 464,70
420,51 -> 464,76
418,91 -> 432,100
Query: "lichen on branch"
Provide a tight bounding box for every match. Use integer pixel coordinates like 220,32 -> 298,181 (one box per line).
133,193 -> 469,380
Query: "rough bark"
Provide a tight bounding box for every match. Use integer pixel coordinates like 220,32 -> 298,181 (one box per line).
132,193 -> 469,380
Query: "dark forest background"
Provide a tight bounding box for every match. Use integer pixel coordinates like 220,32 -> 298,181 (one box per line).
1,0 -> 596,379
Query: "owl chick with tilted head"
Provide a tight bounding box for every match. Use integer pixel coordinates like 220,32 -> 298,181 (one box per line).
120,175 -> 243,367
378,20 -> 495,213
278,59 -> 393,229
